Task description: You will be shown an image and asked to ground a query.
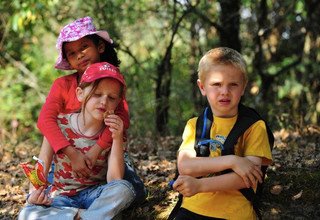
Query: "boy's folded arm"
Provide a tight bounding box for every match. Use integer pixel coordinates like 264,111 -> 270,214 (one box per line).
198,155 -> 263,192
174,170 -> 256,197
177,150 -> 240,177
245,155 -> 262,166
178,150 -> 263,187
197,172 -> 251,193
197,156 -> 263,192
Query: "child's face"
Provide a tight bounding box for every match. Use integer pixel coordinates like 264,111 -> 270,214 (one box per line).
64,37 -> 105,74
197,64 -> 246,117
77,78 -> 122,121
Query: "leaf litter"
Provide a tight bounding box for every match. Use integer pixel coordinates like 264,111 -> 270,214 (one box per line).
0,127 -> 319,219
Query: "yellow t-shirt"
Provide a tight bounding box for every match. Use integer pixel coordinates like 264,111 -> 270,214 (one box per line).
178,115 -> 273,220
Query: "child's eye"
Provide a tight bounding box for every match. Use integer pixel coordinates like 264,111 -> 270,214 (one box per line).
82,44 -> 89,50
211,83 -> 221,87
66,52 -> 75,58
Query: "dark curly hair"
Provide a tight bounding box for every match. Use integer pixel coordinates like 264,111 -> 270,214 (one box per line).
86,34 -> 121,67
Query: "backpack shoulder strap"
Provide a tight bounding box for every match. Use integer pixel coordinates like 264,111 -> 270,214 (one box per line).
221,103 -> 274,220
222,103 -> 261,155
194,107 -> 213,157
222,103 -> 274,160
195,107 -> 213,141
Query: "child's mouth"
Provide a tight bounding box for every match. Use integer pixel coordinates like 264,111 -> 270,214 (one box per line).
98,108 -> 106,113
219,99 -> 231,105
79,60 -> 90,68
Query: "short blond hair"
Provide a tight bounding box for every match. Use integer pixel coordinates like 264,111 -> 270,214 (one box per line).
198,47 -> 247,83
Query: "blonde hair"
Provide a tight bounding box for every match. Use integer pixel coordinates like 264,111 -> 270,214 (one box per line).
198,47 -> 247,83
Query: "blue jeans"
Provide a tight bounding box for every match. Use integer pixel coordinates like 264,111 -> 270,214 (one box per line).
19,180 -> 135,220
122,154 -> 147,206
47,153 -> 147,207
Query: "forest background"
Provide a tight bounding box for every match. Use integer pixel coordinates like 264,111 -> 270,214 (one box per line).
0,0 -> 319,219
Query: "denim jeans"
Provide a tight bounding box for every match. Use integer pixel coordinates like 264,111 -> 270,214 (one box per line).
123,153 -> 147,206
47,152 -> 146,207
19,180 -> 135,220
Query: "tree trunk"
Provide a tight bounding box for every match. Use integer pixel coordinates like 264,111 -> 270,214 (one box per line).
189,20 -> 206,114
218,0 -> 241,52
156,51 -> 172,135
155,3 -> 192,135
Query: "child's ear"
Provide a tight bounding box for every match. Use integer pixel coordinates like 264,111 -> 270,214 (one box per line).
76,87 -> 84,102
197,79 -> 206,96
98,40 -> 106,53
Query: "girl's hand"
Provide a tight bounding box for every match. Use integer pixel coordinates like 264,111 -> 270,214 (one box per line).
231,156 -> 263,188
173,175 -> 200,197
85,144 -> 110,169
27,186 -> 52,206
64,147 -> 91,178
71,151 -> 91,178
104,114 -> 123,140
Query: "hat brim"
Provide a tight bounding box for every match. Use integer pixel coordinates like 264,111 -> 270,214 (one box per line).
54,31 -> 113,70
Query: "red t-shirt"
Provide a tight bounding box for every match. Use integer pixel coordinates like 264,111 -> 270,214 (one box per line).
37,73 -> 129,153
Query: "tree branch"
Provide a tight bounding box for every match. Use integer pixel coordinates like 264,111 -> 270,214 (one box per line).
274,57 -> 302,78
3,52 -> 46,101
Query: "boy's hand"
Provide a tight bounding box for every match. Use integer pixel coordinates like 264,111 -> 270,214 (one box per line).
231,156 -> 263,188
27,186 -> 52,205
105,114 -> 124,141
63,146 -> 90,178
173,175 -> 200,197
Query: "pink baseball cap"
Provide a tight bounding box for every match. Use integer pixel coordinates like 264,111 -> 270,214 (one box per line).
55,17 -> 113,70
80,62 -> 126,88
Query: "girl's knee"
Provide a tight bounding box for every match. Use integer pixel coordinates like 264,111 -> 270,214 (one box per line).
18,205 -> 38,220
108,179 -> 136,199
117,180 -> 136,196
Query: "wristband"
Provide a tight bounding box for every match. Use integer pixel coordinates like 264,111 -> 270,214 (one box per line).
168,180 -> 175,190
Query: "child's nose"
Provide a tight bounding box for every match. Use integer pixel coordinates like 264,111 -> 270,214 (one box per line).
100,96 -> 108,105
220,86 -> 228,94
77,51 -> 84,60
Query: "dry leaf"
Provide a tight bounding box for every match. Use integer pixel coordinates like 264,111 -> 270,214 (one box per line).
292,190 -> 303,200
270,185 -> 283,195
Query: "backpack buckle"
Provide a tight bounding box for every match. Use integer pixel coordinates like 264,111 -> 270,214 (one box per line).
195,139 -> 211,157
195,139 -> 225,157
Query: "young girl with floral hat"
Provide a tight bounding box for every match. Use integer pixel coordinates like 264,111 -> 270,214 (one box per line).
19,62 -> 135,220
33,16 -> 145,206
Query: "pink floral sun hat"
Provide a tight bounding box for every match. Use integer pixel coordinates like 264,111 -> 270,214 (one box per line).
55,16 -> 113,70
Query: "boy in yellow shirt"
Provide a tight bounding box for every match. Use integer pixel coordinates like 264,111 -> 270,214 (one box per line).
172,47 -> 273,220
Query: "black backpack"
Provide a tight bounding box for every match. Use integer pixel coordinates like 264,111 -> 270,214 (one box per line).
168,103 -> 274,220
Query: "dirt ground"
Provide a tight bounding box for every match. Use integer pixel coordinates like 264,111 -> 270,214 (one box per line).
0,125 -> 319,220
